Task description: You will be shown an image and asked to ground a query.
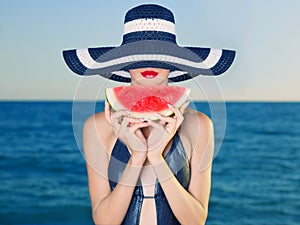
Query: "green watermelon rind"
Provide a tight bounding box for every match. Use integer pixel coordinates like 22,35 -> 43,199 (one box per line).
105,86 -> 191,120
105,88 -> 127,112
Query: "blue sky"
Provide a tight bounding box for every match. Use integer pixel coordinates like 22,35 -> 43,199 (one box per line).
0,0 -> 299,101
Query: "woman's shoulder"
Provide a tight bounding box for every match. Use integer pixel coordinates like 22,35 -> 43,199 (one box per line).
83,111 -> 116,153
184,108 -> 214,168
180,108 -> 213,151
183,108 -> 213,129
84,111 -> 110,131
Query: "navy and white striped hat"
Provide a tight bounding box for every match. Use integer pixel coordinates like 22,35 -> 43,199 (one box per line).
62,4 -> 236,82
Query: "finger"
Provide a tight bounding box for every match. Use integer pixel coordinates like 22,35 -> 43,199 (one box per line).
156,114 -> 176,134
111,110 -> 129,132
111,110 -> 129,122
147,121 -> 168,146
104,101 -> 112,124
111,118 -> 121,132
166,103 -> 180,119
163,105 -> 182,134
135,128 -> 146,140
179,101 -> 190,114
155,113 -> 176,124
118,116 -> 130,133
128,121 -> 149,133
172,107 -> 183,119
126,117 -> 144,124
158,119 -> 167,126
148,120 -> 166,133
169,105 -> 184,124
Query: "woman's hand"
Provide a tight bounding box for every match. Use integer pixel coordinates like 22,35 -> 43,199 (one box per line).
147,102 -> 189,164
105,101 -> 149,164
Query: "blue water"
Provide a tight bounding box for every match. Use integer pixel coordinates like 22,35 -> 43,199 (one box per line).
0,101 -> 299,225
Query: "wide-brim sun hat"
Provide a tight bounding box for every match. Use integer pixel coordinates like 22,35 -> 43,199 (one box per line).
62,4 -> 236,82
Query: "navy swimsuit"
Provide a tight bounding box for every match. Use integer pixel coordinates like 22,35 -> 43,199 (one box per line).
108,132 -> 191,225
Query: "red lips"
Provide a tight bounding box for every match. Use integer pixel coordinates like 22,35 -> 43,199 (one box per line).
141,70 -> 158,78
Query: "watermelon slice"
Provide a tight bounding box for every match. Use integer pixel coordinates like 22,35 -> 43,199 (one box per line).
105,86 -> 191,120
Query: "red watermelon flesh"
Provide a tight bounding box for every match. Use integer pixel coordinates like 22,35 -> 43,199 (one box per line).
106,86 -> 191,120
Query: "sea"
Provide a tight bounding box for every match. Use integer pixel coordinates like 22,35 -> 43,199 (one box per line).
0,101 -> 299,225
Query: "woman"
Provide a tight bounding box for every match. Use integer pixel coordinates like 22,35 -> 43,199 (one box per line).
62,4 -> 235,225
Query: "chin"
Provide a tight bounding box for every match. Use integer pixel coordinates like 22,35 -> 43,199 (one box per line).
134,77 -> 168,86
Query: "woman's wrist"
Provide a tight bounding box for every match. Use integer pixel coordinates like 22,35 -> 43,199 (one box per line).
151,159 -> 174,183
119,157 -> 144,187
147,153 -> 164,165
130,152 -> 147,166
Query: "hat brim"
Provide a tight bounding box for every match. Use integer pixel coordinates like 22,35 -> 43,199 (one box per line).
62,40 -> 235,82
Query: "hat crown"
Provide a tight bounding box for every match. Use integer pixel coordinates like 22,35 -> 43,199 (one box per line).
62,4 -> 236,83
122,4 -> 177,45
124,4 -> 175,23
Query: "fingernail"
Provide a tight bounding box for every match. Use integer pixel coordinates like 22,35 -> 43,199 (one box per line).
167,104 -> 174,108
154,112 -> 161,117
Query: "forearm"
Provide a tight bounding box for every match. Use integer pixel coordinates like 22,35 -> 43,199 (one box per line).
93,157 -> 144,225
153,159 -> 207,225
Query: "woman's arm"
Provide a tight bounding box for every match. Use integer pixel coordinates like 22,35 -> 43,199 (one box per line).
149,112 -> 214,225
83,113 -> 147,225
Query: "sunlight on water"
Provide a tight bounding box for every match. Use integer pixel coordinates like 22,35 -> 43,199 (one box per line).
0,101 -> 299,225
